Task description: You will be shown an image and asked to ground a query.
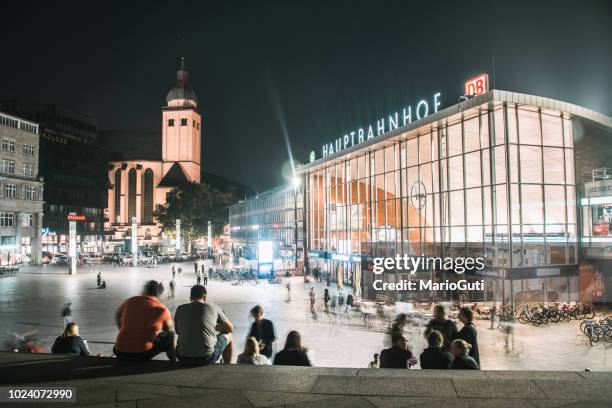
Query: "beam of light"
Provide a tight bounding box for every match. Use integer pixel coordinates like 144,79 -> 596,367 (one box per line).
266,77 -> 296,178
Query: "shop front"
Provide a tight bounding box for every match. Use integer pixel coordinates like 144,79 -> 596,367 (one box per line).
579,174 -> 612,305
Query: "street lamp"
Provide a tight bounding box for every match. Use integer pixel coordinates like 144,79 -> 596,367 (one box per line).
292,176 -> 300,270
207,220 -> 212,259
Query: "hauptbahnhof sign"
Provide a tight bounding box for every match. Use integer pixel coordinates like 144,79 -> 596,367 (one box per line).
313,92 -> 441,162
309,74 -> 492,163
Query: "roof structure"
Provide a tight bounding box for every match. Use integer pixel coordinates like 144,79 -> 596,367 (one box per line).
157,162 -> 190,188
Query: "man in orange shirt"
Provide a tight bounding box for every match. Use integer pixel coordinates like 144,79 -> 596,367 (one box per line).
114,280 -> 176,361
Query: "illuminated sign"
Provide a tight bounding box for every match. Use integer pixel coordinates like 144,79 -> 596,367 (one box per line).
318,92 -> 442,160
464,73 -> 489,96
258,241 -> 274,263
67,214 -> 86,222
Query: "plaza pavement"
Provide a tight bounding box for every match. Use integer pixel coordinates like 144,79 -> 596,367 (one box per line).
0,264 -> 610,370
1,351 -> 611,407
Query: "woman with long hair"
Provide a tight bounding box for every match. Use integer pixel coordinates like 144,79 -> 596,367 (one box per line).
273,331 -> 311,366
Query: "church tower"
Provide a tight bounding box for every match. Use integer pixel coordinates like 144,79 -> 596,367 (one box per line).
161,57 -> 201,183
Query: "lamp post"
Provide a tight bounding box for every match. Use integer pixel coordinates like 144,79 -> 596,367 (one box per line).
68,212 -> 77,275
292,176 -> 300,270
207,220 -> 212,259
131,217 -> 138,267
175,219 -> 181,258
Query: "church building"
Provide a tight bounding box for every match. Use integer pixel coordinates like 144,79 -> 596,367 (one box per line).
105,59 -> 201,252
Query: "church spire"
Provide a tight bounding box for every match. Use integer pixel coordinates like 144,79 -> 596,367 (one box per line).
176,57 -> 188,87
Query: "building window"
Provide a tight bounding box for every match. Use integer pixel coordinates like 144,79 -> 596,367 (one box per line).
1,138 -> 15,152
168,118 -> 174,127
25,186 -> 37,200
114,169 -> 122,221
128,168 -> 137,220
4,184 -> 16,198
197,122 -> 200,130
0,212 -> 14,227
180,118 -> 187,126
1,159 -> 15,174
21,213 -> 33,228
22,163 -> 35,177
142,168 -> 154,224
0,236 -> 16,246
23,144 -> 35,156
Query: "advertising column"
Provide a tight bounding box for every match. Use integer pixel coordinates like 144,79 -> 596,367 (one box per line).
68,213 -> 77,275
131,216 -> 138,267
175,219 -> 181,258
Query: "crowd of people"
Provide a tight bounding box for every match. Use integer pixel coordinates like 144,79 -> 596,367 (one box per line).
51,278 -> 480,370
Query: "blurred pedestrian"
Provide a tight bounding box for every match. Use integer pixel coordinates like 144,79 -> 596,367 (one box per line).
368,353 -> 380,368
203,268 -> 209,285
61,303 -> 72,326
324,289 -> 330,312
424,305 -> 457,352
309,287 -> 316,312
454,307 -> 479,366
169,279 -> 176,299
97,272 -> 102,287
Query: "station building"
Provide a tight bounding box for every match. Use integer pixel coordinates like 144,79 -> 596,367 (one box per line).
229,185 -> 303,272
296,89 -> 612,306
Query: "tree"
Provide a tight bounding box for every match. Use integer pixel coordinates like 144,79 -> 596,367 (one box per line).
153,183 -> 236,252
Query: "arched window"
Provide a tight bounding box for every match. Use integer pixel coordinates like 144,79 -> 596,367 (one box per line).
142,169 -> 154,224
114,169 -> 122,222
144,228 -> 152,240
128,168 -> 137,220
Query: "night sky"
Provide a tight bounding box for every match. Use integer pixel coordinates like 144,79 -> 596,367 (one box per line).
1,0 -> 611,192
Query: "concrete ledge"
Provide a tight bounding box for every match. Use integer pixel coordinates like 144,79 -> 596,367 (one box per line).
0,352 -> 610,407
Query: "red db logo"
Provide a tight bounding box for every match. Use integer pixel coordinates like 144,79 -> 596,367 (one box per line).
464,73 -> 489,96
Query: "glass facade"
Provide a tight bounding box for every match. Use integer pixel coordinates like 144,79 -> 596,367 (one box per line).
303,101 -> 579,301
229,187 -> 303,270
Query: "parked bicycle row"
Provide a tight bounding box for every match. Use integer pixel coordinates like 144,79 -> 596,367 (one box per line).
580,316 -> 612,346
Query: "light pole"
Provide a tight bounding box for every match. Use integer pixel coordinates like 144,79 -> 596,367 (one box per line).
207,220 -> 212,259
175,219 -> 181,258
292,176 -> 300,270
131,216 -> 138,267
68,212 -> 77,275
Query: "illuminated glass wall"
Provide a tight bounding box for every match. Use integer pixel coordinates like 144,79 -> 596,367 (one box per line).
304,102 -> 577,299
